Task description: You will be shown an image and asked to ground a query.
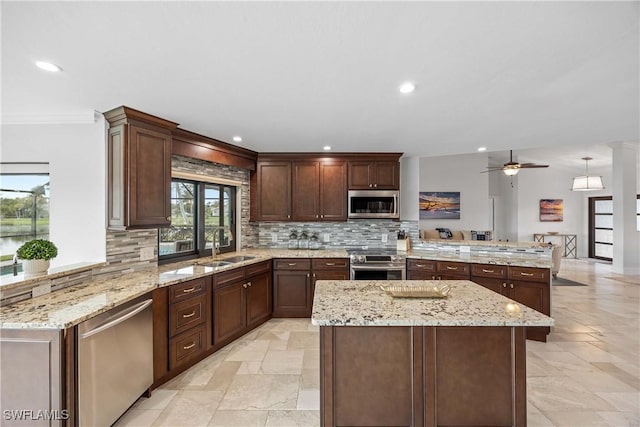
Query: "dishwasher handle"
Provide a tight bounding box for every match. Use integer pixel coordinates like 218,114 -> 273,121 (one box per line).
79,299 -> 153,340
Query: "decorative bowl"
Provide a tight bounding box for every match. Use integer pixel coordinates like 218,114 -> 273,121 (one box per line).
380,283 -> 450,298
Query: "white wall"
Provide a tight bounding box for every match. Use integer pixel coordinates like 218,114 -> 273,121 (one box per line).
418,153 -> 490,231
400,156 -> 419,221
1,118 -> 107,267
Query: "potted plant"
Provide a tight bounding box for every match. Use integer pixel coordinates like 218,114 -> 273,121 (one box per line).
16,239 -> 58,276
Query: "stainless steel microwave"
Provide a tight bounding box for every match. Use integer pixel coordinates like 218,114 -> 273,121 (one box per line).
348,190 -> 400,219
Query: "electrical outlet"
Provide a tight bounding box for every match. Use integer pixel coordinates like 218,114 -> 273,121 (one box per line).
323,233 -> 331,242
32,283 -> 51,298
271,233 -> 278,243
140,246 -> 155,261
381,233 -> 388,243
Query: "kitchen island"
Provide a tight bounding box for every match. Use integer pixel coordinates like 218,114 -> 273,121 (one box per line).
311,279 -> 554,427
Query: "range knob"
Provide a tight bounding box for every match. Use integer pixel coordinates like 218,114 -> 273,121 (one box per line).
357,255 -> 365,263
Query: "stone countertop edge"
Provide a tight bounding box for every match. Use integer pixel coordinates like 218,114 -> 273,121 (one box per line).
311,279 -> 554,327
406,250 -> 552,269
0,261 -> 108,291
0,249 -> 347,330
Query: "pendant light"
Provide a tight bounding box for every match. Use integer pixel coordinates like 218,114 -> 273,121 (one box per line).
571,157 -> 604,191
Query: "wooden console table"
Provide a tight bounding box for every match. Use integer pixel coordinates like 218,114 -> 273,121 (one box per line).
534,233 -> 577,258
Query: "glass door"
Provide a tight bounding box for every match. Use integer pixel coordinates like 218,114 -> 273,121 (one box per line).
589,196 -> 613,261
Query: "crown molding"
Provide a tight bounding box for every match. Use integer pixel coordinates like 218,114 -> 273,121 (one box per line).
0,111 -> 100,125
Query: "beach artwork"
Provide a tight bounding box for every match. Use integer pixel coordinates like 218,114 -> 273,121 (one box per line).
540,199 -> 563,222
419,192 -> 461,219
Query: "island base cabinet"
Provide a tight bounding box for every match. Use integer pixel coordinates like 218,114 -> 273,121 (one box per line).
320,326 -> 526,427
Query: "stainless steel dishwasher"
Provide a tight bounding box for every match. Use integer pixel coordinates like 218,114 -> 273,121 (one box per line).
77,295 -> 153,427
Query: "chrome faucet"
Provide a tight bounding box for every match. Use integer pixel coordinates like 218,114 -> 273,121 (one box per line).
12,253 -> 18,276
209,226 -> 233,259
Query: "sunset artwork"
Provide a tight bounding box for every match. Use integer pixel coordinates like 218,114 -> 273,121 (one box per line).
419,192 -> 461,219
540,199 -> 563,222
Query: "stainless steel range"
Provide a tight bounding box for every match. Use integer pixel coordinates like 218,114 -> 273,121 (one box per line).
348,249 -> 406,280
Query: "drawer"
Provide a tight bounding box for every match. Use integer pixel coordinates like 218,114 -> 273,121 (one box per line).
246,260 -> 272,277
470,263 -> 507,279
407,259 -> 437,272
509,267 -> 550,283
312,258 -> 349,270
169,294 -> 206,337
213,266 -> 246,288
436,261 -> 470,275
169,324 -> 206,370
169,278 -> 206,303
273,258 -> 311,270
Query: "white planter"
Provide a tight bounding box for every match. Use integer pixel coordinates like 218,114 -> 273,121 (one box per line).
22,259 -> 50,277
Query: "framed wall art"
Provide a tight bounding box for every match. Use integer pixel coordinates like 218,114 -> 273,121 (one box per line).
419,192 -> 460,219
540,199 -> 563,222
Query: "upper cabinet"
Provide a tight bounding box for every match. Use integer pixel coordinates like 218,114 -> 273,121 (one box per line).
251,157 -> 347,222
348,160 -> 400,190
104,106 -> 178,230
251,153 -> 400,222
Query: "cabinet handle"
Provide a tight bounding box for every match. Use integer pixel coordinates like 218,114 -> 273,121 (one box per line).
502,283 -> 507,288
321,215 -> 324,218
313,273 -> 316,278
446,266 -> 458,270
520,272 -> 534,277
416,264 -> 428,268
482,269 -> 495,273
183,342 -> 196,350
288,263 -> 297,266
166,216 -> 171,221
182,311 -> 196,318
242,283 -> 248,288
307,273 -> 310,278
369,184 -> 373,188
373,184 -> 377,188
316,215 -> 319,218
510,284 -> 514,289
325,262 -> 336,266
287,214 -> 291,219
247,281 -> 252,287
431,275 -> 436,280
182,287 -> 196,293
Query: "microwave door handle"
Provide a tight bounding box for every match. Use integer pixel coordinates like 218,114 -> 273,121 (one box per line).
393,193 -> 398,214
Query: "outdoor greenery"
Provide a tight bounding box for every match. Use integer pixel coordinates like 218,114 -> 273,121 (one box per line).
16,239 -> 58,260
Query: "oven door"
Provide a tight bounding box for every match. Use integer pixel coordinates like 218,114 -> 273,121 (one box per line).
350,265 -> 406,281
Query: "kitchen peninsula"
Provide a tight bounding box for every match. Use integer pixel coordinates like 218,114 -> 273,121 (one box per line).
312,279 -> 554,427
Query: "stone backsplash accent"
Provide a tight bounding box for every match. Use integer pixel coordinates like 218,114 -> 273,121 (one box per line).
255,220 -> 420,249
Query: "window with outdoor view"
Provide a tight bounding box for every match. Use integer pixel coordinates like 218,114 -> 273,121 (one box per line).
159,178 -> 236,262
0,173 -> 50,275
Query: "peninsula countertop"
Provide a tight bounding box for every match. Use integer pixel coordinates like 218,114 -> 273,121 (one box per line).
311,279 -> 554,327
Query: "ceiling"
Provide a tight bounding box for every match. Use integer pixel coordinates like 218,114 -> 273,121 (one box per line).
1,1 -> 638,164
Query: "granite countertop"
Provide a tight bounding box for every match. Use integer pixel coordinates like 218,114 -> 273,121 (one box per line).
311,279 -> 554,327
0,249 -> 348,330
406,249 -> 552,268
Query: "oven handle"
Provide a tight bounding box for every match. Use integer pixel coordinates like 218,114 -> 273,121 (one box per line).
350,265 -> 406,271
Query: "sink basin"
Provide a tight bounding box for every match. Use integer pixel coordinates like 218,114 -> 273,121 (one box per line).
222,255 -> 256,263
197,260 -> 233,268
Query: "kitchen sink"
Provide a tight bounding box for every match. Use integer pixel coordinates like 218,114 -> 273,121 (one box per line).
197,260 -> 233,268
221,255 -> 256,263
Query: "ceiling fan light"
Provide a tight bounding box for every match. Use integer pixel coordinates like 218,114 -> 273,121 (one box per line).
503,167 -> 519,176
571,175 -> 604,191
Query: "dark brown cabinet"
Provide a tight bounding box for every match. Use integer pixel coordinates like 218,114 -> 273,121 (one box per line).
252,161 -> 292,221
471,263 -> 550,342
104,106 -> 177,230
348,160 -> 400,190
407,259 -> 469,280
406,259 -> 437,279
213,260 -> 272,346
273,258 -> 349,317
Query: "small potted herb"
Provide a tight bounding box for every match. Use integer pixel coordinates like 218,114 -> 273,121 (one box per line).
16,239 -> 58,276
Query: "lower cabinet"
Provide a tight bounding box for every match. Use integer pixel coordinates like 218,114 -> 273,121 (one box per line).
406,259 -> 469,280
213,260 -> 272,347
471,263 -> 551,342
273,258 -> 349,318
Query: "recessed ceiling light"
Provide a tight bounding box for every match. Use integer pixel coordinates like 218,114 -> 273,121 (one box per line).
398,82 -> 416,94
323,146 -> 332,151
232,136 -> 242,143
35,61 -> 62,72
477,147 -> 487,152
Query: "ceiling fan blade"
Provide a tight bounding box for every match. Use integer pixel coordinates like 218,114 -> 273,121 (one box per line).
519,164 -> 549,168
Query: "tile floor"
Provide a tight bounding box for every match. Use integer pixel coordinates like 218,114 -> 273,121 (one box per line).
115,258 -> 639,427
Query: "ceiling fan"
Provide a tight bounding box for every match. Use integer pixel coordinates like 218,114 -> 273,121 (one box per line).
482,150 -> 549,176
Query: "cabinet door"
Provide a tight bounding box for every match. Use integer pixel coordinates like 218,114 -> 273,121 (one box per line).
471,277 -> 506,294
373,161 -> 399,189
319,161 -> 347,220
348,162 -> 374,189
438,273 -> 471,280
273,270 -> 311,317
407,271 -> 436,280
508,281 -> 549,315
437,261 -> 470,278
213,281 -> 246,345
292,161 -> 320,221
246,272 -> 272,328
255,161 -> 291,221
